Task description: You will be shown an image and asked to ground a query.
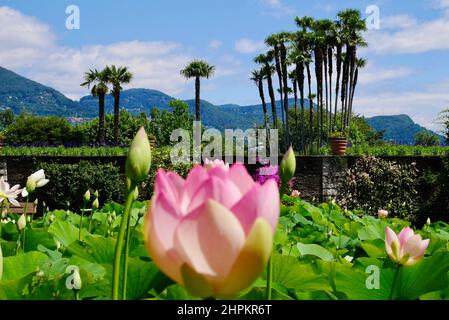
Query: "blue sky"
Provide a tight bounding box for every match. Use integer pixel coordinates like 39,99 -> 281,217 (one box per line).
1,0 -> 449,131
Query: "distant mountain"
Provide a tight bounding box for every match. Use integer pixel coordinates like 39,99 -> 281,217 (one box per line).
366,114 -> 446,145
0,66 -> 81,116
1,66 -> 444,144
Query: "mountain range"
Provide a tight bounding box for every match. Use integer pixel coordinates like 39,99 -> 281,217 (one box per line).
0,66 -> 445,145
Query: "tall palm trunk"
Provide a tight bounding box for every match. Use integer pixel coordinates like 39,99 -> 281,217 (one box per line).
341,48 -> 350,130
266,72 -> 278,129
346,46 -> 357,129
328,47 -> 333,131
98,94 -> 106,145
323,47 -> 329,139
306,63 -> 313,154
343,45 -> 352,130
195,76 -> 201,121
296,62 -> 306,154
113,90 -> 120,145
292,78 -> 299,149
274,47 -> 285,129
334,44 -> 342,131
314,48 -> 323,148
349,66 -> 359,120
280,44 -> 290,147
257,79 -> 269,130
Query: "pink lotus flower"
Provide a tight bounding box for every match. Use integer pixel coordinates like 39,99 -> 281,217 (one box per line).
145,163 -> 280,298
385,227 -> 429,266
291,190 -> 301,197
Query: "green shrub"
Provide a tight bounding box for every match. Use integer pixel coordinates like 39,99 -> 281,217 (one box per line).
338,156 -> 419,221
3,114 -> 83,145
35,160 -> 124,211
418,157 -> 449,225
77,109 -> 152,146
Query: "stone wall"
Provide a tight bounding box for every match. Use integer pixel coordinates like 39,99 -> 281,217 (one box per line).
1,155 -> 445,202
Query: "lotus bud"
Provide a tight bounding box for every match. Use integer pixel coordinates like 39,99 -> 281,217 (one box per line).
55,240 -> 62,250
34,198 -> 39,206
426,218 -> 431,225
94,190 -> 99,199
83,190 -> 91,203
279,146 -> 296,185
92,198 -> 99,210
291,190 -> 301,197
125,127 -> 152,183
385,227 -> 429,266
18,214 -> 26,231
48,214 -> 55,222
23,169 -> 49,196
377,209 -> 389,219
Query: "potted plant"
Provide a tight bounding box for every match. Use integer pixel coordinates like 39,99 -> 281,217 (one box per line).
329,131 -> 348,156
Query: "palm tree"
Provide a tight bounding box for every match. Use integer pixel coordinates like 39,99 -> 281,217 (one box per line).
295,17 -> 315,153
333,21 -> 344,131
337,9 -> 367,130
180,60 -> 215,122
278,32 -> 292,147
347,57 -> 366,128
289,37 -> 308,154
105,65 -> 133,145
288,70 -> 299,148
255,54 -> 278,129
265,34 -> 285,130
251,69 -> 269,130
81,68 -> 109,145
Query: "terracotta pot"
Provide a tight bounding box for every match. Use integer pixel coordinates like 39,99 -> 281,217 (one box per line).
330,138 -> 348,156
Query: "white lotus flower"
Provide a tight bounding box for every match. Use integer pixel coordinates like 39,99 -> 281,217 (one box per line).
22,169 -> 49,197
0,177 -> 23,207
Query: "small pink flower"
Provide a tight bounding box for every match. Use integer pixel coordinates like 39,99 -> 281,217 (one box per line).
291,190 -> 301,197
385,227 -> 429,266
145,163 -> 280,298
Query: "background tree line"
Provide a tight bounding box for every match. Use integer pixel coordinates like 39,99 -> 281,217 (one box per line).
251,9 -> 367,154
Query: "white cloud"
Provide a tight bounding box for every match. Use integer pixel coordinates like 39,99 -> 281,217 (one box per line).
365,16 -> 449,54
209,40 -> 223,50
380,15 -> 417,30
435,0 -> 449,8
259,0 -> 295,17
358,63 -> 413,84
0,6 -> 235,100
234,38 -> 266,54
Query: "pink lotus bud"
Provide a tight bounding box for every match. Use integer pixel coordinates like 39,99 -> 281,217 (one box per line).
291,190 -> 301,197
377,209 -> 388,219
385,227 -> 429,266
145,164 -> 280,298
